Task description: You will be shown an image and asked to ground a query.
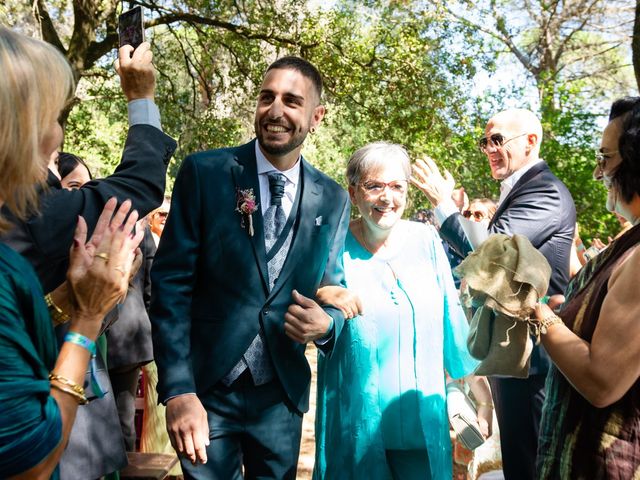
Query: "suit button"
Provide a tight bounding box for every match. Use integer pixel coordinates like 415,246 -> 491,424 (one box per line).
263,309 -> 270,316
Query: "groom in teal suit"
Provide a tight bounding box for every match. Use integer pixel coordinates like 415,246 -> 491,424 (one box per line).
150,57 -> 350,479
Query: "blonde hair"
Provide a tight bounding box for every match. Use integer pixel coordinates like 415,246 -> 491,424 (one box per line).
0,27 -> 75,231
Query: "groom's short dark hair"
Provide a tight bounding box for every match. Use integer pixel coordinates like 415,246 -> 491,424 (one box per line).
266,56 -> 323,100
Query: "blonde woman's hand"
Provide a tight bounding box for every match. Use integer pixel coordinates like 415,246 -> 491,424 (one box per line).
316,285 -> 363,319
66,198 -> 144,336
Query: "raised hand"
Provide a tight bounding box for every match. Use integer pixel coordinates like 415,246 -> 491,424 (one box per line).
115,41 -> 155,101
411,156 -> 456,207
285,290 -> 333,343
66,198 -> 144,336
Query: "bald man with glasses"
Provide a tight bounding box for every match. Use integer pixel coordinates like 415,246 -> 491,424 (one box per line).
412,108 -> 576,480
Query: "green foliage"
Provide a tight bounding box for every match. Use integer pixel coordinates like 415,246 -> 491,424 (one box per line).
26,0 -> 628,241
540,89 -> 619,241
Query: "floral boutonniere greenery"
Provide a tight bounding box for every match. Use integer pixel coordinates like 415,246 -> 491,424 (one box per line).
235,188 -> 258,236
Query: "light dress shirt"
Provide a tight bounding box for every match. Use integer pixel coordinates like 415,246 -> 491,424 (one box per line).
255,142 -> 300,218
128,98 -> 162,131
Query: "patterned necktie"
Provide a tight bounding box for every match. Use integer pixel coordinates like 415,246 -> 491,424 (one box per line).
264,173 -> 287,252
221,172 -> 288,387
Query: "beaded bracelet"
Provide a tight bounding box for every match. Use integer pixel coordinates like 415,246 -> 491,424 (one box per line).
49,373 -> 85,396
44,294 -> 71,325
50,382 -> 88,405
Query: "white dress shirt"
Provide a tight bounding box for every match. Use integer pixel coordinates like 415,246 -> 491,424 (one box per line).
255,142 -> 300,219
496,159 -> 543,207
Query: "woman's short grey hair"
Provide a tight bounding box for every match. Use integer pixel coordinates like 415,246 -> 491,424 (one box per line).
346,142 -> 411,186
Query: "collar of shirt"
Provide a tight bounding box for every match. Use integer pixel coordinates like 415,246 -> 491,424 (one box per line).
255,141 -> 300,216
498,158 -> 543,207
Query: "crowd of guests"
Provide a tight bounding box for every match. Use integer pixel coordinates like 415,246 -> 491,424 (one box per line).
1,25 -> 639,480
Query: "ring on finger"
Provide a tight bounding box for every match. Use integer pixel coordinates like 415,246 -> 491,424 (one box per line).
95,252 -> 110,261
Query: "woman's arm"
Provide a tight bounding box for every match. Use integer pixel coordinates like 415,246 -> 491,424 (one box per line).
465,375 -> 493,439
9,200 -> 142,479
537,245 -> 640,408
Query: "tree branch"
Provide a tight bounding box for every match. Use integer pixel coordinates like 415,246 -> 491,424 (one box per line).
33,0 -> 65,53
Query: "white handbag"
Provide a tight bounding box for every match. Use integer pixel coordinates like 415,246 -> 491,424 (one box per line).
446,382 -> 486,450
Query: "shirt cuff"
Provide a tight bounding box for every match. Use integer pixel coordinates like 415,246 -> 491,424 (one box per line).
128,98 -> 162,131
314,316 -> 335,350
434,199 -> 459,227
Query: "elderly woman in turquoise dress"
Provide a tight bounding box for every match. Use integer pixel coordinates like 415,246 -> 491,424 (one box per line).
0,28 -> 142,478
313,142 -> 493,480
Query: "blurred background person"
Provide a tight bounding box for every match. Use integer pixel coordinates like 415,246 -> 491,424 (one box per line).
0,27 -> 141,478
57,152 -> 92,189
462,198 -> 497,224
148,196 -> 171,245
314,142 -> 493,480
534,97 -> 640,479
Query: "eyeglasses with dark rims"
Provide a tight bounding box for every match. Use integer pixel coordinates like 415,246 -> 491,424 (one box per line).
478,133 -> 528,153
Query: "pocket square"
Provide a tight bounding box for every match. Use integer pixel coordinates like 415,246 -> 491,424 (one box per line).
315,216 -> 323,226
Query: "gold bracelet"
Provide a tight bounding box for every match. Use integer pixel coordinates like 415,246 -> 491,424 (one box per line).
49,373 -> 85,396
50,382 -> 88,405
476,401 -> 494,408
44,293 -> 71,326
540,314 -> 563,334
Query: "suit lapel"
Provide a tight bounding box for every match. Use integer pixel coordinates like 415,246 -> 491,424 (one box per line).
231,141 -> 270,293
268,158 -> 323,300
490,161 -> 548,228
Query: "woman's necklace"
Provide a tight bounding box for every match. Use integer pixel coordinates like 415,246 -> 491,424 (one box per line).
359,218 -> 391,255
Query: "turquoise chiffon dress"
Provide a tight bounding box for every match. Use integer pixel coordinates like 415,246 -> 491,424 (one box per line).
0,243 -> 62,477
314,220 -> 478,479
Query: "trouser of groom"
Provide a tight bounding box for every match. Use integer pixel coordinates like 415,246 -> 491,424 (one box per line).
179,369 -> 303,480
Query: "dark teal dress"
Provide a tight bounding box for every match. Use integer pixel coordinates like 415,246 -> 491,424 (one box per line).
314,221 -> 478,479
0,243 -> 62,477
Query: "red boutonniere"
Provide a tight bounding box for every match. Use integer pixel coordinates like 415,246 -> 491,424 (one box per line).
236,188 -> 258,236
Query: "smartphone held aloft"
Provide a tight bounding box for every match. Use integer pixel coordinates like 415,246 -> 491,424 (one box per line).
118,6 -> 145,50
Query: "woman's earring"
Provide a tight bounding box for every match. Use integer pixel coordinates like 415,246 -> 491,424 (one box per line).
310,126 -> 316,134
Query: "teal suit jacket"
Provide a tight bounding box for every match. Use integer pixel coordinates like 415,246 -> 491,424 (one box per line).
150,140 -> 350,413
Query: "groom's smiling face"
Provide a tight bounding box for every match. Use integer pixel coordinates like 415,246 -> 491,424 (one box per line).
254,67 -> 324,161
